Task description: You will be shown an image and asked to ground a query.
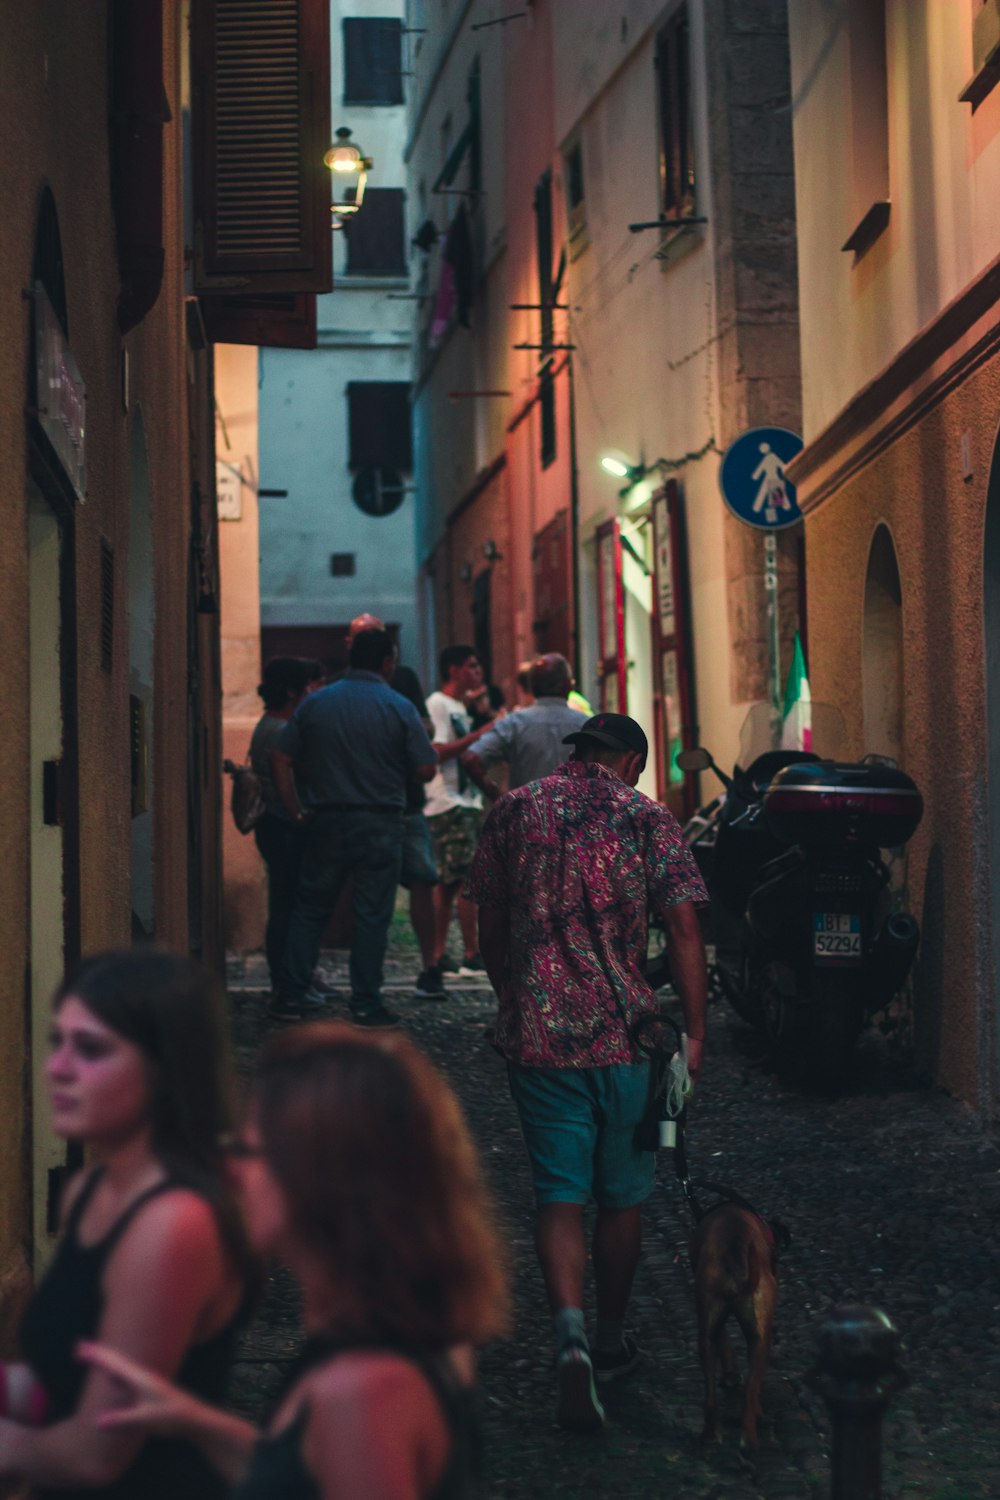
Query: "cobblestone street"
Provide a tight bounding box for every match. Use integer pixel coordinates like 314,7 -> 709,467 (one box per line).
226,921 -> 1000,1499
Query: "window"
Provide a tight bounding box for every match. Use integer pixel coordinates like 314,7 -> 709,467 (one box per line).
534,170 -> 556,468
655,7 -> 695,217
330,553 -> 356,576
842,0 -> 890,257
564,139 -> 588,259
343,17 -> 403,104
347,382 -> 412,472
344,188 -> 407,275
960,0 -> 1000,108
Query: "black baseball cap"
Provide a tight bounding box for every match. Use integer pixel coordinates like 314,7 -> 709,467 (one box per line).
563,712 -> 649,760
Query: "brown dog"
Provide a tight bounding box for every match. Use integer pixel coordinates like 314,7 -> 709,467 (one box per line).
689,1202 -> 783,1450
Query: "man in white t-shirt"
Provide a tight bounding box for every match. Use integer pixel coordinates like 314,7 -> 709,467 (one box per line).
425,644 -> 494,975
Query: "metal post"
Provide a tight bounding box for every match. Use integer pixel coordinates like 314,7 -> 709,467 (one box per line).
810,1304 -> 906,1500
764,531 -> 781,714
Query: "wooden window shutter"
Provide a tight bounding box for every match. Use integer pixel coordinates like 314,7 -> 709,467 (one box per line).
191,0 -> 332,294
201,293 -> 317,348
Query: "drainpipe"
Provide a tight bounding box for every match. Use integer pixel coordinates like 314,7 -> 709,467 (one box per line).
567,352 -> 582,683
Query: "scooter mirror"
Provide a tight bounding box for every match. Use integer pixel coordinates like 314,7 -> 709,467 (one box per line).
676,747 -> 712,773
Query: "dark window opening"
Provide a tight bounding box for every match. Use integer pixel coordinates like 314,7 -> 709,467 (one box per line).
343,17 -> 403,104
655,6 -> 695,216
539,367 -> 556,470
330,552 -> 356,576
534,170 -> 556,469
344,187 -> 407,275
472,569 -> 492,686
347,381 -> 413,471
566,142 -> 584,214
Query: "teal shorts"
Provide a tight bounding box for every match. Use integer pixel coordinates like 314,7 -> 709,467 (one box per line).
507,1061 -> 656,1210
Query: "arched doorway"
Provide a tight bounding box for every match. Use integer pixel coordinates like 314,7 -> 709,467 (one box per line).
129,409 -> 155,937
862,523 -> 904,761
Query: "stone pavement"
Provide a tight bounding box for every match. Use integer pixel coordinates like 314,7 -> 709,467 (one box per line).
226,921 -> 1000,1499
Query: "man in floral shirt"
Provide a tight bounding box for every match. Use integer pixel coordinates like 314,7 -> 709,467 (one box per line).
466,712 -> 707,1432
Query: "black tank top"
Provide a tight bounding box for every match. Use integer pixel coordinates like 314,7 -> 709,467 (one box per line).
231,1335 -> 481,1500
20,1169 -> 241,1500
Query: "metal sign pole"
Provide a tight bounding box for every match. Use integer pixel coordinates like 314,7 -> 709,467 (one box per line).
764,531 -> 781,714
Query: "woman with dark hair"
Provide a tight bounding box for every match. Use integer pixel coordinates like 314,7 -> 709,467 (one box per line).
249,657 -> 325,997
0,950 -> 254,1498
81,1023 -> 510,1499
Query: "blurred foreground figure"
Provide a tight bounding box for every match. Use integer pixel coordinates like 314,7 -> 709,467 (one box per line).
0,951 -> 252,1499
81,1023 -> 510,1500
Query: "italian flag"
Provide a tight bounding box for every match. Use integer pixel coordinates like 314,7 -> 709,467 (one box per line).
780,633 -> 812,751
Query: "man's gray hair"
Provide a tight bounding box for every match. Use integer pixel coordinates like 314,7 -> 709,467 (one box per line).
530,653 -> 572,698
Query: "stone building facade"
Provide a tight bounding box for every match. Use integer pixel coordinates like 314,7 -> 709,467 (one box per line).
787,0 -> 1000,1111
0,0 -> 224,1312
407,0 -> 803,806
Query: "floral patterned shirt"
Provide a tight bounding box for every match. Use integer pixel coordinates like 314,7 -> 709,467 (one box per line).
466,760 -> 707,1068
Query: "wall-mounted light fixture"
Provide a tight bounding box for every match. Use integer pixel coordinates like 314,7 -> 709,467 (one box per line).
459,560 -> 474,583
600,450 -> 673,498
482,539 -> 503,563
325,127 -> 373,228
601,454 -> 644,484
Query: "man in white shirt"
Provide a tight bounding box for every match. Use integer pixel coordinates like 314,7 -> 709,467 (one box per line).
424,644 -> 493,976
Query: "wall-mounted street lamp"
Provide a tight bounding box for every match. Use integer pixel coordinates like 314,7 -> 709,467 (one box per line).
601,454 -> 644,484
324,127 -> 373,229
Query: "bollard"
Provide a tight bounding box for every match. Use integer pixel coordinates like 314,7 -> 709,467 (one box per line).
809,1304 -> 906,1500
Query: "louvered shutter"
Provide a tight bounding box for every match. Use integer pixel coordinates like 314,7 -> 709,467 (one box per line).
192,0 -> 332,294
201,293 -> 317,348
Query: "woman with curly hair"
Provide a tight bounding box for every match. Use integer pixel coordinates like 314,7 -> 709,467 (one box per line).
82,1023 -> 509,1499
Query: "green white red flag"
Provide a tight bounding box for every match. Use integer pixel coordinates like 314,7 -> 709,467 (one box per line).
780,632 -> 812,751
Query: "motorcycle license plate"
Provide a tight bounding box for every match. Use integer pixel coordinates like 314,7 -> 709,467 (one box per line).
813,913 -> 862,964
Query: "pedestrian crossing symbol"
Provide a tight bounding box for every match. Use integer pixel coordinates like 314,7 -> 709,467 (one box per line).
718,427 -> 804,530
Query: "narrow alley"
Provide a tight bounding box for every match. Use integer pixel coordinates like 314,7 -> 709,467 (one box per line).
227,919 -> 1000,1500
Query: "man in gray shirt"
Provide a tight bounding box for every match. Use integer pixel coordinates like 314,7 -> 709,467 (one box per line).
271,628 -> 437,1025
462,653 -> 587,800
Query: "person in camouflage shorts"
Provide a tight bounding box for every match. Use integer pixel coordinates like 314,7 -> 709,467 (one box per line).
431,804 -> 486,888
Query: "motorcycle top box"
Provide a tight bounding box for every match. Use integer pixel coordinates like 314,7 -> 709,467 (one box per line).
763,761 -> 923,849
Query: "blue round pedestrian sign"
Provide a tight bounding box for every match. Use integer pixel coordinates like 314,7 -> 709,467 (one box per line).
718,427 -> 804,530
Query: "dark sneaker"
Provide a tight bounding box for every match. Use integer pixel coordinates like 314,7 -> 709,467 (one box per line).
439,955 -> 460,974
350,1004 -> 401,1029
593,1336 -> 642,1385
556,1342 -> 605,1432
414,965 -> 447,999
267,995 -> 305,1023
457,954 -> 487,976
303,988 -> 330,1008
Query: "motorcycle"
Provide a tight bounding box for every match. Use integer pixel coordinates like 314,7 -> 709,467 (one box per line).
655,703 -> 924,1086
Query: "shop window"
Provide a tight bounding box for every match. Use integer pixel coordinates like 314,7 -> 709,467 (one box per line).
343,17 -> 404,104
344,188 -> 407,275
655,6 -> 695,217
347,382 -> 413,471
842,0 -> 890,258
191,0 -> 332,295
